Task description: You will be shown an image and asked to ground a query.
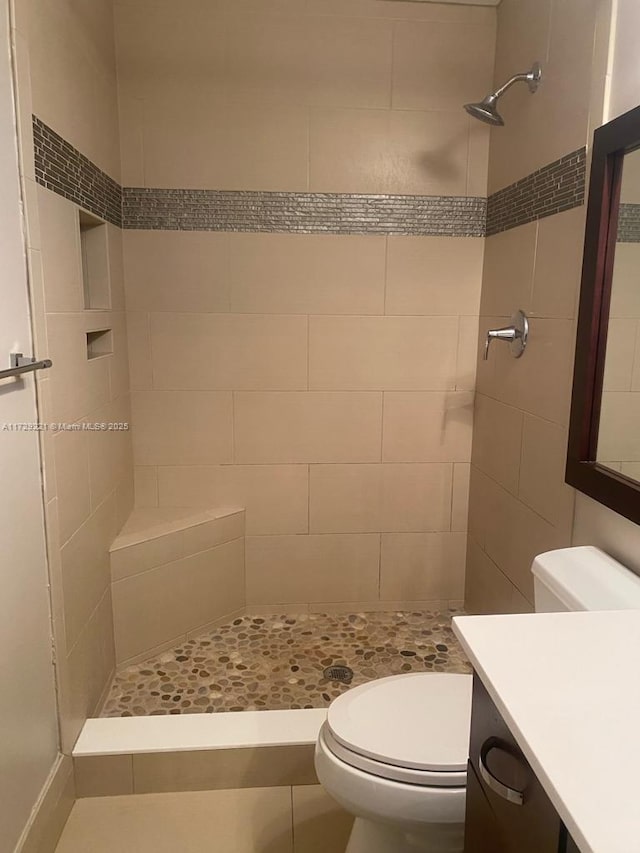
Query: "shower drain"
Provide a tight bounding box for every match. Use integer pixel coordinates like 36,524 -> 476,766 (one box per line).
323,665 -> 354,684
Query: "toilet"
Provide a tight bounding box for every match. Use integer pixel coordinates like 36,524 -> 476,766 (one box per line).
315,546 -> 640,853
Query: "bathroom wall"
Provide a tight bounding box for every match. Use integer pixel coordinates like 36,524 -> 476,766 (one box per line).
572,0 -> 640,573
465,0 -> 611,611
16,0 -> 134,751
116,0 -> 495,611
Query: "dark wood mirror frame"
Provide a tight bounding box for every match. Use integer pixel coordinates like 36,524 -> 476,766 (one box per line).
567,104 -> 640,523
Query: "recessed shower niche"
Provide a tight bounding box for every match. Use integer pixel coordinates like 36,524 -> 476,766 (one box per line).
78,210 -> 110,310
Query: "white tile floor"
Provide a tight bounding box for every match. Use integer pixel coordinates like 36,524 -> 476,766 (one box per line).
54,786 -> 353,853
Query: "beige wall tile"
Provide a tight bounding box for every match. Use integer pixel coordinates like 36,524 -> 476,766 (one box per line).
309,107 -> 391,193
385,236 -> 483,316
292,785 -> 354,853
392,20 -> 495,111
107,226 -> 126,313
306,0 -> 495,24
471,394 -> 523,494
475,315 -> 502,399
480,223 -> 536,317
182,512 -> 244,556
246,534 -> 380,605
108,313 -> 132,401
309,463 -> 453,533
114,2 -> 226,101
28,0 -> 121,178
382,391 -> 473,462
387,109 -> 470,196
234,392 -> 382,463
464,537 -> 528,615
19,756 -> 75,853
45,313 -> 111,423
531,206 -> 585,319
602,319 -> 636,392
75,756 -> 133,798
456,316 -> 480,392
118,92 -> 145,186
126,312 -> 152,391
55,788 -> 294,853
487,0 -> 594,193
53,428 -> 91,545
467,118 -> 491,196
466,465 -> 491,550
61,494 -> 117,651
598,392 -> 640,463
309,316 -> 459,390
139,88 -> 226,188
37,186 -> 83,313
64,589 -> 116,743
452,462 -> 470,532
110,528 -> 185,581
133,746 -> 315,793
610,243 -> 640,318
84,397 -> 133,511
228,233 -> 386,315
150,313 -> 308,391
224,14 -> 309,104
134,467 -> 158,508
131,391 -> 233,465
123,231 -> 230,313
112,538 -> 245,662
483,477 -> 566,600
223,102 -> 309,191
519,414 -> 575,531
491,317 -> 576,426
631,323 -> 640,392
380,532 -> 466,600
309,107 -> 469,195
157,465 -> 309,535
306,16 -> 392,108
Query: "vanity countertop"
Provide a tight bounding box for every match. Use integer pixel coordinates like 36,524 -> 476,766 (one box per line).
453,610 -> 640,853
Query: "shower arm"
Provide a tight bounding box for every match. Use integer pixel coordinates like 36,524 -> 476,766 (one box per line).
489,63 -> 542,103
492,73 -> 532,101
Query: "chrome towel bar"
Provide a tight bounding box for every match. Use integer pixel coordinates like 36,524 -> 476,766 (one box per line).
0,352 -> 53,380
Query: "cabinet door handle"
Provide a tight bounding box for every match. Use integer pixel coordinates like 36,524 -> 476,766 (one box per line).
479,737 -> 525,806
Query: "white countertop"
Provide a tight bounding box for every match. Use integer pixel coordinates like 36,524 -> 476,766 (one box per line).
453,610 -> 640,853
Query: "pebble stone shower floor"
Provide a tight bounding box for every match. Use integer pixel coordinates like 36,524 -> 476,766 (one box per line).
102,609 -> 471,717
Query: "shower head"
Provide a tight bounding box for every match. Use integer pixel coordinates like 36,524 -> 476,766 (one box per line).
464,62 -> 542,127
464,95 -> 504,126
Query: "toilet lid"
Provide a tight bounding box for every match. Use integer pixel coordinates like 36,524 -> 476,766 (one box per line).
327,673 -> 473,772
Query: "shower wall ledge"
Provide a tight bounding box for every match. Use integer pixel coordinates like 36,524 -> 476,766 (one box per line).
75,708 -> 326,757
72,709 -> 325,797
110,506 -> 246,667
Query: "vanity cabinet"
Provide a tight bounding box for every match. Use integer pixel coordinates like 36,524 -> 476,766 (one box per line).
464,675 -> 579,853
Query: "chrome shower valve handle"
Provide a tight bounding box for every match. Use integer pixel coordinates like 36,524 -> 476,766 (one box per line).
483,310 -> 529,360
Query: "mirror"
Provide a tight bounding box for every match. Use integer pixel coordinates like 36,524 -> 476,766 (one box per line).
597,147 -> 640,477
567,106 -> 640,524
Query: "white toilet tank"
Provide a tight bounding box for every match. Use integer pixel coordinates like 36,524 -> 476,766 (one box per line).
532,546 -> 640,612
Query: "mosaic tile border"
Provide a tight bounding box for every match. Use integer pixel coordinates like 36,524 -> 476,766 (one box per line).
618,203 -> 640,243
121,188 -> 486,236
486,147 -> 586,236
32,115 -> 587,239
33,117 -> 122,227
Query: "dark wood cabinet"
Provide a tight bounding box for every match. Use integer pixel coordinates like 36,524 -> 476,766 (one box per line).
464,674 -> 580,853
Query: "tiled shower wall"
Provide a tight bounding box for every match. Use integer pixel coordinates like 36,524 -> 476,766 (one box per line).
116,0 -> 496,610
465,0 -> 611,611
16,0 -> 133,751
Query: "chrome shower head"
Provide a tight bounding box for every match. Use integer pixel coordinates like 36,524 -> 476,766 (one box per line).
464,95 -> 504,126
464,62 -> 542,127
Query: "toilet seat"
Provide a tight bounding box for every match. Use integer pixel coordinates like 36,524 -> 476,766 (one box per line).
325,673 -> 472,787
